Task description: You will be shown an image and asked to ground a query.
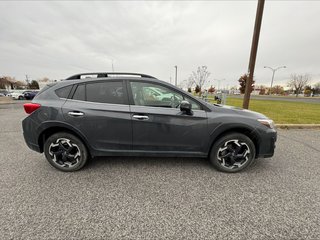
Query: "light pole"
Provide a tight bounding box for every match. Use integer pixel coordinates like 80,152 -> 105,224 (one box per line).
264,66 -> 286,95
174,66 -> 178,86
25,75 -> 30,85
214,78 -> 225,91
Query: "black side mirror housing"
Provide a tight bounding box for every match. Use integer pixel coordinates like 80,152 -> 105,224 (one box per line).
180,100 -> 193,115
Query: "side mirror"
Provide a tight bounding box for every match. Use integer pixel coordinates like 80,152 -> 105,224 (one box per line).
180,100 -> 193,115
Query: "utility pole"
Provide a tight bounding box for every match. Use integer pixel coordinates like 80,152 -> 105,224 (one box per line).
243,0 -> 265,109
174,65 -> 178,86
264,66 -> 286,94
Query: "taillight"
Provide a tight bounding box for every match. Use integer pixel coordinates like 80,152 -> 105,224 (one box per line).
23,103 -> 41,114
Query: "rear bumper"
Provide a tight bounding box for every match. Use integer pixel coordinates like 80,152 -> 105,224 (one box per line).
22,117 -> 42,153
23,131 -> 41,153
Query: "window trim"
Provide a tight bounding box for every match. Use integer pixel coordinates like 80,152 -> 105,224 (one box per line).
127,80 -> 207,111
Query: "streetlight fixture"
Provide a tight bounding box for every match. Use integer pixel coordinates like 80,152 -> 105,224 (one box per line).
264,65 -> 286,95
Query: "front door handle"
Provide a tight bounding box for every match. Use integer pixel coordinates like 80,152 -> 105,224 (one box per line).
132,115 -> 149,120
68,111 -> 84,117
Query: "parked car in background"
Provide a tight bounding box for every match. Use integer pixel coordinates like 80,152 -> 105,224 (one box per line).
0,89 -> 11,96
24,91 -> 39,100
11,90 -> 25,100
22,72 -> 277,173
10,90 -> 39,100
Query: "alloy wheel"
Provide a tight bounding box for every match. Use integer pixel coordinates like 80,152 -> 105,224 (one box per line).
217,139 -> 251,169
48,138 -> 81,168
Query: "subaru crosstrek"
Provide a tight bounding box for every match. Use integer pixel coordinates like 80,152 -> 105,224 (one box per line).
22,72 -> 277,173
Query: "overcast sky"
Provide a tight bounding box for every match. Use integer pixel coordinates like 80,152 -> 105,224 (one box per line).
1,1 -> 320,88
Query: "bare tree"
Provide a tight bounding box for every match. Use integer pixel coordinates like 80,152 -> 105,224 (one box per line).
288,74 -> 311,97
270,85 -> 284,95
0,76 -> 11,89
187,77 -> 195,89
0,76 -> 19,89
179,78 -> 194,90
189,66 -> 211,94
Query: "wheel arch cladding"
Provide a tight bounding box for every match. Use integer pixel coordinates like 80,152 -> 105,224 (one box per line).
38,125 -> 91,156
208,126 -> 260,158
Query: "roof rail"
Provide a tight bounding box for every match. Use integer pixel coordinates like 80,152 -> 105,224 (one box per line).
65,72 -> 157,80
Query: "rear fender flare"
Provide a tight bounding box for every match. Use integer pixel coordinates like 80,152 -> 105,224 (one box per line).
37,121 -> 93,154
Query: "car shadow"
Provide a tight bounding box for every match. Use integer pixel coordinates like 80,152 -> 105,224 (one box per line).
85,155 -> 271,172
86,156 -> 210,169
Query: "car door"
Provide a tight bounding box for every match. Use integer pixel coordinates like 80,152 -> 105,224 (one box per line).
61,80 -> 132,153
128,80 -> 209,155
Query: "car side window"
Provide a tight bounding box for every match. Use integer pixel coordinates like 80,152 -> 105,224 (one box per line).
130,81 -> 201,110
184,96 -> 201,110
73,84 -> 85,101
86,81 -> 126,104
55,85 -> 73,98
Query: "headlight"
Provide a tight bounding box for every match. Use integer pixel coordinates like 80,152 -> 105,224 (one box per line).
257,119 -> 275,129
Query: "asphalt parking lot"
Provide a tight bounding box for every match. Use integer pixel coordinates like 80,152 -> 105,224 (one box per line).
1,102 -> 320,240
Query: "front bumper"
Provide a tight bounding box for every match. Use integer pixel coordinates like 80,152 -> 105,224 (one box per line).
255,128 -> 277,158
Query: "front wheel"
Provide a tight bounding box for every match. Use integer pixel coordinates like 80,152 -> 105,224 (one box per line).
209,133 -> 256,173
44,132 -> 88,172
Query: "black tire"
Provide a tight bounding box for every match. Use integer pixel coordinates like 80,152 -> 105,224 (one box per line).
209,132 -> 256,173
18,96 -> 24,100
44,132 -> 88,172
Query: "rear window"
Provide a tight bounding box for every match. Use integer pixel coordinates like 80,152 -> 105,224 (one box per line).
71,81 -> 126,105
37,83 -> 57,96
55,85 -> 73,98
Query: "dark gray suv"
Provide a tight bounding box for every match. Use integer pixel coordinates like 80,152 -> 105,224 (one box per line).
22,72 -> 276,173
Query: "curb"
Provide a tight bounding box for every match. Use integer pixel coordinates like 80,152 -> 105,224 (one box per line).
276,124 -> 320,129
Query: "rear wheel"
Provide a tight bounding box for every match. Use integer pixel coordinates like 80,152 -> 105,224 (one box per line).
44,132 -> 88,172
209,133 -> 256,173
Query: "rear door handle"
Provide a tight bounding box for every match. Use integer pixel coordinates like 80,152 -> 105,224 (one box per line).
132,115 -> 149,120
68,111 -> 84,117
